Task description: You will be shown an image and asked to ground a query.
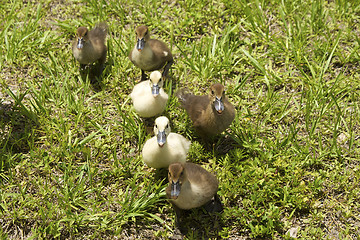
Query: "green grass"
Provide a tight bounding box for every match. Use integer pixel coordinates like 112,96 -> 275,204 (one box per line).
1,0 -> 360,239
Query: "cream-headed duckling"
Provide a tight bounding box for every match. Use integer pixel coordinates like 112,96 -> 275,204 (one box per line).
176,83 -> 236,138
166,162 -> 220,210
142,116 -> 191,169
130,71 -> 169,118
129,25 -> 173,81
72,23 -> 107,73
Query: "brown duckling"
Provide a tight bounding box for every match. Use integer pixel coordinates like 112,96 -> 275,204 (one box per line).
129,25 -> 173,81
176,83 -> 236,138
166,162 -> 223,230
72,23 -> 107,74
166,162 -> 220,210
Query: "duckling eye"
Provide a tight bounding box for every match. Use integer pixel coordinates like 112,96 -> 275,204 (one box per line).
223,90 -> 225,95
166,124 -> 169,129
211,90 -> 214,95
155,124 -> 158,129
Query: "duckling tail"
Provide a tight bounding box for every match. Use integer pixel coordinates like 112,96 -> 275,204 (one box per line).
175,88 -> 192,106
92,22 -> 108,40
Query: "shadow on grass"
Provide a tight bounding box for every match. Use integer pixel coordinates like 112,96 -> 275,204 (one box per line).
189,133 -> 250,162
212,134 -> 243,155
0,101 -> 38,180
1,217 -> 34,239
79,61 -> 113,91
0,102 -> 37,153
153,167 -> 168,181
171,207 -> 224,239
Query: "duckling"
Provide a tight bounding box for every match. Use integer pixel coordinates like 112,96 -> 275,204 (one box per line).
176,83 -> 236,138
72,23 -> 107,75
142,116 -> 191,169
129,25 -> 173,81
130,70 -> 168,118
166,162 -> 220,210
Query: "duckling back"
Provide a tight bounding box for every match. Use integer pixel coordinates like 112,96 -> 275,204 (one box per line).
89,23 -> 107,43
176,88 -> 209,120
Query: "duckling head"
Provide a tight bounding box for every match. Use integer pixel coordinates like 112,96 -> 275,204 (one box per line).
76,27 -> 89,50
149,71 -> 163,97
135,25 -> 150,52
209,83 -> 225,115
168,162 -> 185,199
154,116 -> 171,147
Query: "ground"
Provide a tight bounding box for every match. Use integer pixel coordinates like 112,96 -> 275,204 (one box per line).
0,0 -> 360,239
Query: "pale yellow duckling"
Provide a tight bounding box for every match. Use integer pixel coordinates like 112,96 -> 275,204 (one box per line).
72,23 -> 107,74
176,83 -> 236,138
142,116 -> 191,169
129,25 -> 173,81
130,71 -> 168,118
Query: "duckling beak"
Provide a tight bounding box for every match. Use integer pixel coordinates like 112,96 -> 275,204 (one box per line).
136,38 -> 145,51
170,180 -> 181,199
157,130 -> 166,147
77,38 -> 84,49
214,97 -> 224,114
152,84 -> 160,97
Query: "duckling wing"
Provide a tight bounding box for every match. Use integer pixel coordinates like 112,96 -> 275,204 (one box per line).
178,135 -> 191,151
185,96 -> 209,125
167,133 -> 191,158
148,39 -> 173,61
185,163 -> 218,190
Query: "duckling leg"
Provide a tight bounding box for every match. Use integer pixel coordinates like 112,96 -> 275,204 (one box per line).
97,51 -> 107,77
162,59 -> 173,79
173,204 -> 183,226
141,69 -> 147,81
80,64 -> 87,71
204,194 -> 223,213
96,63 -> 105,78
98,64 -> 105,77
173,204 -> 188,234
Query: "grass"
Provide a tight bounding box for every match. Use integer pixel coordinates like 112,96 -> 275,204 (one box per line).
0,0 -> 360,239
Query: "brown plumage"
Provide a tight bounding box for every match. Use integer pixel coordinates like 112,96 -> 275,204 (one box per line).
166,162 -> 223,230
129,25 -> 173,81
72,23 -> 107,73
166,162 -> 219,210
176,83 -> 236,138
